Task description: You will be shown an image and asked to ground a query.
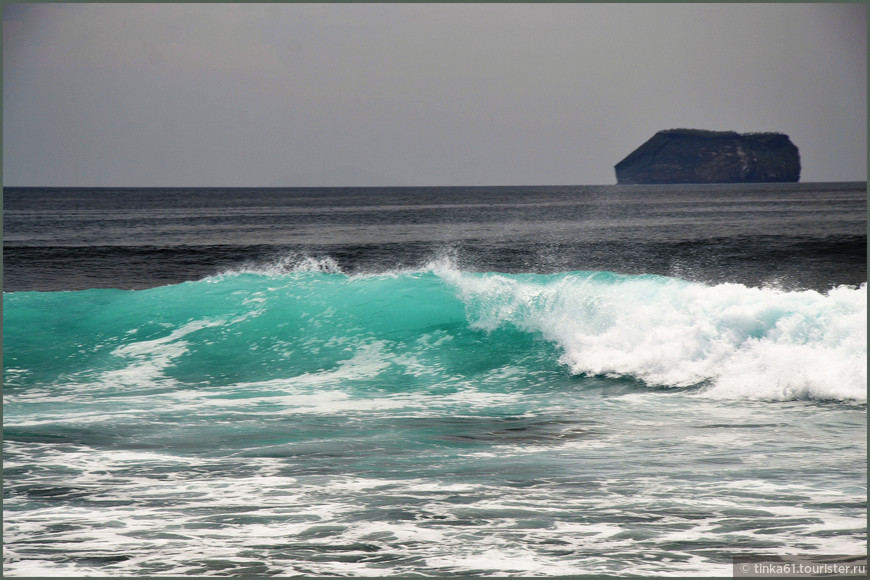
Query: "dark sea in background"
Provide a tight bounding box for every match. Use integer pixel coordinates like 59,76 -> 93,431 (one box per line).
3,183 -> 867,292
3,183 -> 867,576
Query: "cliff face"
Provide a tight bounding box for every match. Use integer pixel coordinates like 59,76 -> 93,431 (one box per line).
615,129 -> 801,184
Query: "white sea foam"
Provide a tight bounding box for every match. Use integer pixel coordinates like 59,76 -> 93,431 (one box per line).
439,265 -> 866,402
104,318 -> 226,388
4,432 -> 864,578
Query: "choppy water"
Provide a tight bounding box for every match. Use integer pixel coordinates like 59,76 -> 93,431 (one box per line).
3,183 -> 866,576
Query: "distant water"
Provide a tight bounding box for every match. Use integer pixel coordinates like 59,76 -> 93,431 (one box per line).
3,183 -> 866,576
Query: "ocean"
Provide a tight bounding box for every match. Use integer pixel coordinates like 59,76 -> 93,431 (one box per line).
3,183 -> 867,576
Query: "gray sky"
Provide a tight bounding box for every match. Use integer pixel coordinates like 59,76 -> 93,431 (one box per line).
3,2 -> 867,186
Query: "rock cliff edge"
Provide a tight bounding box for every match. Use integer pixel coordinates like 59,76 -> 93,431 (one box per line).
615,129 -> 800,184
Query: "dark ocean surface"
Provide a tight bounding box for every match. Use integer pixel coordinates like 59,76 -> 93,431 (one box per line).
4,183 -> 867,292
3,183 -> 867,576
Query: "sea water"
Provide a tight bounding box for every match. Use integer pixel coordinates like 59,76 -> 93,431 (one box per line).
3,183 -> 866,576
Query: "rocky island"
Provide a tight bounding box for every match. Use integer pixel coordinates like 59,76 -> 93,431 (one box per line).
614,129 -> 801,184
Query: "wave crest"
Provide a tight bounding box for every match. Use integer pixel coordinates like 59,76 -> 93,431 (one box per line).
212,253 -> 344,278
440,267 -> 866,403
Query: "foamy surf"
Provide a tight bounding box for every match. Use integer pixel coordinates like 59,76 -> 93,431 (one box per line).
436,262 -> 866,402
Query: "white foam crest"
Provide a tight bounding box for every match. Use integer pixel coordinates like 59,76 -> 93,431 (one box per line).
205,249 -> 464,285
424,250 -> 464,276
336,250 -> 464,281
443,270 -> 867,402
211,253 -> 344,279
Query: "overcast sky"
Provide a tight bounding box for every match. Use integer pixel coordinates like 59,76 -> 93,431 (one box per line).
3,2 -> 867,186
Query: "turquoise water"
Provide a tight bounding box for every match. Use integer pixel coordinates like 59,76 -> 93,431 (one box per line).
3,257 -> 866,576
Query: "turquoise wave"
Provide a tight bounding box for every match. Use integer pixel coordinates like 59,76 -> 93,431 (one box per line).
4,258 -> 866,403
